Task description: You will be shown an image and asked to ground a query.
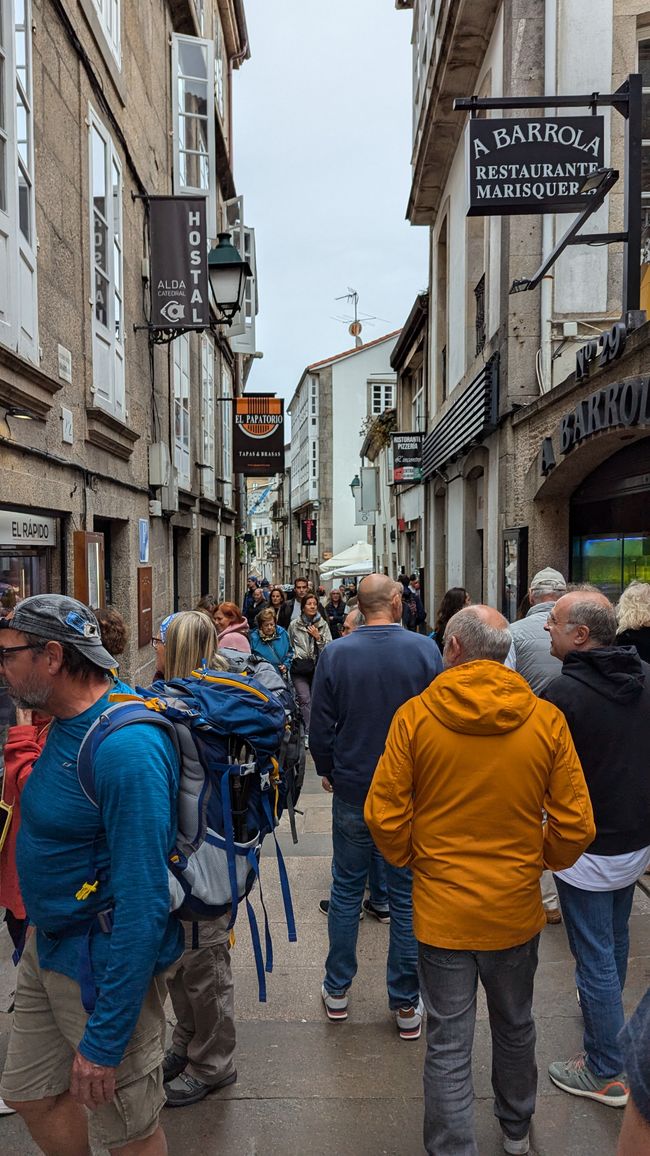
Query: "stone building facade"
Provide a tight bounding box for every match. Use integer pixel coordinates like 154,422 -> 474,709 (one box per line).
0,0 -> 256,684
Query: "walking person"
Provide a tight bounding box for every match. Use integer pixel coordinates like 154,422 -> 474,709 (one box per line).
268,585 -> 288,627
242,586 -> 267,631
288,592 -> 331,741
250,606 -> 293,676
542,590 -> 650,1107
366,605 -> 595,1155
430,586 -> 470,653
616,579 -> 650,662
282,576 -> 309,627
324,588 -> 347,640
310,575 -> 443,1037
397,574 -> 425,632
214,602 -> 251,654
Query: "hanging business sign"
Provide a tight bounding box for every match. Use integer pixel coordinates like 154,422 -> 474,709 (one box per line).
467,115 -> 605,216
391,433 -> 424,484
301,518 -> 317,547
541,374 -> 650,474
233,396 -> 285,476
149,197 -> 209,328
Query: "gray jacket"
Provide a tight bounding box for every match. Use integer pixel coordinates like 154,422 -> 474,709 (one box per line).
509,601 -> 562,695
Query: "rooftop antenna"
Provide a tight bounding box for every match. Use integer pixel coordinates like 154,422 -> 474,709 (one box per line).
333,288 -> 383,348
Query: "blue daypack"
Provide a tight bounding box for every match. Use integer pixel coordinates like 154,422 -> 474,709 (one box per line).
76,668 -> 297,1001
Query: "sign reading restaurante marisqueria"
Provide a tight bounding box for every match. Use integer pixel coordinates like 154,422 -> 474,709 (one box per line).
467,116 -> 605,216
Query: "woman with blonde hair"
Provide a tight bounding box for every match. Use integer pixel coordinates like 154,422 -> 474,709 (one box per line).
616,580 -> 650,663
161,610 -> 235,1107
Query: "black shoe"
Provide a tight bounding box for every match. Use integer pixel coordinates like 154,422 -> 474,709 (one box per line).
319,898 -> 364,920
162,1050 -> 187,1082
164,1068 -> 237,1107
362,899 -> 390,924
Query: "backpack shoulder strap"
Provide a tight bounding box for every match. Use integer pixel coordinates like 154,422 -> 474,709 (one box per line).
77,701 -> 180,807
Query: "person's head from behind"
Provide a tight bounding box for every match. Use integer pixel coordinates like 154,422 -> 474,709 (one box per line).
300,593 -> 319,619
358,574 -> 402,624
442,606 -> 512,670
293,577 -> 308,601
196,594 -> 217,617
164,609 -> 225,680
0,595 -> 116,713
341,609 -> 365,634
256,607 -> 277,638
616,580 -> 650,634
545,590 -> 616,661
528,567 -> 566,606
214,601 -> 243,633
269,586 -> 285,609
93,606 -> 128,658
435,587 -> 470,632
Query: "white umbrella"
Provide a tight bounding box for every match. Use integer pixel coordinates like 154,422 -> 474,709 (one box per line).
321,561 -> 373,581
318,541 -> 373,575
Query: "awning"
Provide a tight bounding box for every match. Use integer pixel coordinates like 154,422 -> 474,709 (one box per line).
320,560 -> 373,581
318,541 -> 373,575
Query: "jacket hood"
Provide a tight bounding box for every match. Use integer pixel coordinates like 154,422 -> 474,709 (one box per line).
422,660 -> 538,735
219,618 -> 250,639
561,646 -> 645,703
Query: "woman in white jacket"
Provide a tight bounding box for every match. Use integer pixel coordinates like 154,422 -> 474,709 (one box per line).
288,593 -> 331,741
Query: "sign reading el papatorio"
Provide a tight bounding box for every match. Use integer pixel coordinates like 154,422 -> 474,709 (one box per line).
233,396 -> 285,476
467,115 -> 605,216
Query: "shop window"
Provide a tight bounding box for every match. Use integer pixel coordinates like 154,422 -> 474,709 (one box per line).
0,0 -> 38,363
172,34 -> 216,238
572,535 -> 650,602
173,333 -> 191,491
89,108 -> 125,420
90,0 -> 120,65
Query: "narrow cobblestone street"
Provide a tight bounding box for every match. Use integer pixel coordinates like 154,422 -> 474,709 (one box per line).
1,760 -> 648,1155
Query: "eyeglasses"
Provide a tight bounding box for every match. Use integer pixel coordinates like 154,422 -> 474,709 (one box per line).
0,644 -> 45,665
151,637 -> 163,649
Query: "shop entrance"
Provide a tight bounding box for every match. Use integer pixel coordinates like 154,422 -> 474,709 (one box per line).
0,549 -> 49,606
570,438 -> 650,600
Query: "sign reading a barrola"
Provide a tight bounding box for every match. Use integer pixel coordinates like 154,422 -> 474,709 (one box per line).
467,116 -> 605,216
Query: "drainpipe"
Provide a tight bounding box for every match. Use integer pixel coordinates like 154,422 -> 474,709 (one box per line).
540,0 -> 557,393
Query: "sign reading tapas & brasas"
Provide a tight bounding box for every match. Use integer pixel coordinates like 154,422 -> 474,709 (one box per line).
541,376 -> 650,474
467,116 -> 605,216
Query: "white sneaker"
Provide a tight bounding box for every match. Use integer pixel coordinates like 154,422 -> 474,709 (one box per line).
0,1098 -> 16,1116
396,996 -> 424,1040
321,984 -> 348,1021
503,1135 -> 529,1155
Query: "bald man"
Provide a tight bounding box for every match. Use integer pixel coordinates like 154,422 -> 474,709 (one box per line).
366,605 -> 594,1156
542,590 -> 650,1109
310,573 -> 442,1039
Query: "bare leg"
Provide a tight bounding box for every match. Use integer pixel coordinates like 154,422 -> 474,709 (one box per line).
617,1097 -> 650,1156
110,1125 -> 168,1155
5,1092 -> 90,1156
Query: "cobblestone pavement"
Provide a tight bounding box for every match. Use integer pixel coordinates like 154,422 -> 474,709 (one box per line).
1,760 -> 647,1154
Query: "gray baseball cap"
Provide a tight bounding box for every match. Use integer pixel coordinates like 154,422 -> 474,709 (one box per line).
529,567 -> 567,595
0,594 -> 117,670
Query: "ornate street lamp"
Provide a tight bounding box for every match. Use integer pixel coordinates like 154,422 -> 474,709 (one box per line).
349,474 -> 360,499
207,232 -> 252,325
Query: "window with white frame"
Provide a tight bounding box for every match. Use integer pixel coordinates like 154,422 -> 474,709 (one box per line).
221,365 -> 232,508
194,0 -> 205,35
91,0 -> 120,65
201,336 -> 215,499
0,0 -> 38,363
89,108 -> 125,419
173,333 -> 191,490
412,375 -> 425,432
311,439 -> 318,480
214,15 -> 225,121
371,381 -> 395,415
172,34 -> 216,238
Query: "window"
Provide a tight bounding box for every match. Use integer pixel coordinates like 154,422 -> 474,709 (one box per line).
91,0 -> 120,65
412,378 -> 425,432
172,35 -> 216,238
89,109 -> 124,419
173,333 -> 191,490
474,274 -> 486,355
0,0 -> 37,362
371,381 -> 395,415
214,15 -> 225,120
221,365 -> 232,508
201,337 -> 215,499
311,439 -> 318,480
230,226 -> 258,354
194,0 -> 205,35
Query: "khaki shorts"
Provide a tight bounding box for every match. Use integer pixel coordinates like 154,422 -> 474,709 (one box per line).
0,934 -> 170,1149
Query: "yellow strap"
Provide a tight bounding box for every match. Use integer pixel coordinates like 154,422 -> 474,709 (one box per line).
189,671 -> 269,703
75,880 -> 99,901
229,928 -> 236,948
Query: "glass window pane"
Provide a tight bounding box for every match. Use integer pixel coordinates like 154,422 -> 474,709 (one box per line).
623,536 -> 650,587
94,212 -> 107,273
95,269 -> 109,326
92,128 -> 106,214
180,112 -> 208,154
18,168 -> 30,241
179,77 -> 207,118
0,138 -> 6,213
15,0 -> 25,26
640,38 -> 650,87
0,57 -> 5,130
16,93 -> 28,164
179,40 -> 207,80
180,149 -> 204,189
112,159 -> 121,239
642,145 -> 650,197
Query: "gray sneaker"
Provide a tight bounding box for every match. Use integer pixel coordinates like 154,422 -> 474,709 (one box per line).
502,1134 -> 529,1155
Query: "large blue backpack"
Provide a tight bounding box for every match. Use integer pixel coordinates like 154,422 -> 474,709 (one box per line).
77,668 -> 297,1001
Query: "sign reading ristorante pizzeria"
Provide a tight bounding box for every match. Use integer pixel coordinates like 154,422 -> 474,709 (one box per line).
233,396 -> 284,476
467,116 -> 605,216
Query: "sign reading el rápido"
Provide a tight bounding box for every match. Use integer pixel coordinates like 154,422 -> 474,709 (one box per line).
467,116 -> 605,216
233,396 -> 285,476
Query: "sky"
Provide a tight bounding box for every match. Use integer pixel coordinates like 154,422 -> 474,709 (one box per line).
232,1 -> 427,403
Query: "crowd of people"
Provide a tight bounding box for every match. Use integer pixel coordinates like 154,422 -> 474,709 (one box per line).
0,567 -> 648,1155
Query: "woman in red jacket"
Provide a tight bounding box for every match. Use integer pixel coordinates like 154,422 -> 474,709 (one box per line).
0,707 -> 49,951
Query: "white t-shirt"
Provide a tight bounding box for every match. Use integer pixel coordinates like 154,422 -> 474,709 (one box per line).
290,599 -> 301,622
556,846 -> 650,891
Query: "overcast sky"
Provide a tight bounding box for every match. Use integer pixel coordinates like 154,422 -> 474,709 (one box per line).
233,1 -> 427,402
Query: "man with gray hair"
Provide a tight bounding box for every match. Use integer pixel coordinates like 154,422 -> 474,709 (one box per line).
543,590 -> 650,1108
366,605 -> 594,1156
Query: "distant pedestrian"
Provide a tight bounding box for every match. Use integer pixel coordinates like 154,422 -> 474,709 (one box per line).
282,577 -> 309,626
616,579 -> 650,663
543,590 -> 650,1108
324,589 -> 347,639
93,606 -> 128,662
215,602 -> 251,654
250,607 -> 293,676
397,574 -> 425,632
430,586 -> 470,653
241,576 -> 260,625
269,585 -> 287,626
366,605 -> 594,1156
243,585 -> 267,630
310,575 -> 442,1037
288,593 -> 331,738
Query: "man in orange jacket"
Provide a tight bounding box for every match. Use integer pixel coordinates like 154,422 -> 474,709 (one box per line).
365,605 -> 595,1156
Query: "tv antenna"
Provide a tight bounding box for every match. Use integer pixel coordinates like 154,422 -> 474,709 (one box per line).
333,288 -> 385,347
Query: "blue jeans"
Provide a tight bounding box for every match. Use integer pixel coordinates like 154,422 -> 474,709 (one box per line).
419,937 -> 539,1156
555,875 -> 636,1077
368,847 -> 389,910
324,795 -> 419,1009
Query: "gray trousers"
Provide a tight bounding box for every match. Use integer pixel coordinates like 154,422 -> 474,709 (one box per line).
418,936 -> 539,1156
168,918 -> 236,1085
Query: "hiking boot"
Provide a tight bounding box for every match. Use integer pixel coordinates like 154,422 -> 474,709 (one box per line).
544,907 -> 562,925
321,984 -> 348,1021
319,898 -> 364,919
362,898 -> 390,924
548,1053 -> 628,1107
396,996 -> 424,1040
502,1134 -> 529,1155
165,1069 -> 237,1108
162,1050 -> 187,1082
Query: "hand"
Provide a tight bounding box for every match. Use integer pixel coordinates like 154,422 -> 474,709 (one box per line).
307,625 -> 320,639
279,664 -> 287,674
321,776 -> 334,793
15,707 -> 33,726
70,1050 -> 116,1110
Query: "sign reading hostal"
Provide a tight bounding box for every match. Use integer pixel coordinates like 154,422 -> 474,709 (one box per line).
467,116 -> 605,216
149,197 -> 209,328
392,433 -> 424,483
233,396 -> 285,476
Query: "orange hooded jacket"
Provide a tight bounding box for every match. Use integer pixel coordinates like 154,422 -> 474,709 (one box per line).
365,660 -> 595,951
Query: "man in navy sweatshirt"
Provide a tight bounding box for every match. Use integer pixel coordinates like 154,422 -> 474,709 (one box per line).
310,573 -> 442,1037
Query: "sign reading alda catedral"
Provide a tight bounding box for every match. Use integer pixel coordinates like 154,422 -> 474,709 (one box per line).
467,116 -> 605,216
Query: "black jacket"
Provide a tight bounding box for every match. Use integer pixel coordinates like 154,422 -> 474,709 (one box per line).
542,647 -> 650,856
617,626 -> 650,664
277,600 -> 294,630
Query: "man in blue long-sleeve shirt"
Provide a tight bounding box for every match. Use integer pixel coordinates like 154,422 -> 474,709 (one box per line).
310,574 -> 442,1037
0,595 -> 182,1156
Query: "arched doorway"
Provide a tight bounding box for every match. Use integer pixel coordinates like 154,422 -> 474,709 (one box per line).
570,438 -> 650,600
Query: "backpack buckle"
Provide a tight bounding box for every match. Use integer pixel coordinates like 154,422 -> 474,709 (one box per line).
239,761 -> 256,778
